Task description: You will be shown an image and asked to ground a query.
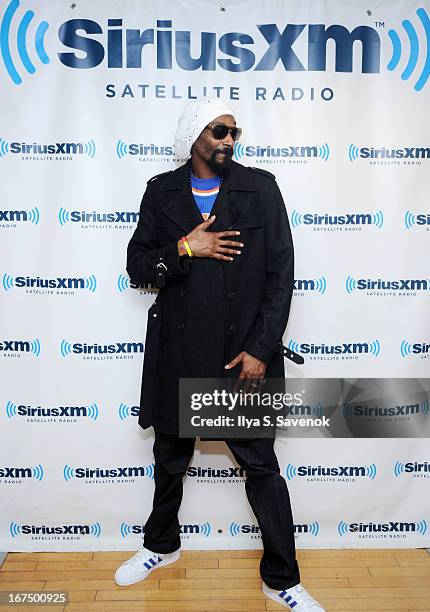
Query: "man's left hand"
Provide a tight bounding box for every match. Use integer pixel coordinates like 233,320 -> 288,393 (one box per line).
224,351 -> 267,393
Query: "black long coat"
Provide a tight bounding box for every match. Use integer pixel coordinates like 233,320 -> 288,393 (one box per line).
126,159 -> 294,435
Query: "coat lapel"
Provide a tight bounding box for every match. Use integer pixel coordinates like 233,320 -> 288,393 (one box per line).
158,160 -> 257,234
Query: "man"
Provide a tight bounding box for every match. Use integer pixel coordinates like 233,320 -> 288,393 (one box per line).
115,98 -> 325,611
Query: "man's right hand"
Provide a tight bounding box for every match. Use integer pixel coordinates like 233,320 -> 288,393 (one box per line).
178,215 -> 244,261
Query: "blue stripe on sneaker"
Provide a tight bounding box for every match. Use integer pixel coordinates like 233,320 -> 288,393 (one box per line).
279,590 -> 287,598
143,561 -> 152,570
290,601 -> 298,608
149,557 -> 157,566
286,595 -> 292,602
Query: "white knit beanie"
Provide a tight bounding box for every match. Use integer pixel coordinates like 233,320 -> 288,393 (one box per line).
175,98 -> 236,161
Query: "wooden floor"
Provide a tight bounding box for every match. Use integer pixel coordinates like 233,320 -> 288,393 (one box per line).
1,548 -> 429,611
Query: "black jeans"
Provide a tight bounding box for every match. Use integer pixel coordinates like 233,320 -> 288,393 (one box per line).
143,431 -> 300,590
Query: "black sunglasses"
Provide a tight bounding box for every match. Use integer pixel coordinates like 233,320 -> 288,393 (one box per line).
204,123 -> 242,141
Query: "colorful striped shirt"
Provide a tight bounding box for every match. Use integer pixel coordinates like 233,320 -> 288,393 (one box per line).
190,173 -> 222,220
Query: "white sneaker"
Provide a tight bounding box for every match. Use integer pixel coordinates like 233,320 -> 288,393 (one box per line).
114,547 -> 180,586
263,582 -> 325,611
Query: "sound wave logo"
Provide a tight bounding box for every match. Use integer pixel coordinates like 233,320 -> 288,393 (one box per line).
0,0 -> 49,85
84,140 -> 96,158
85,403 -> 99,421
27,206 -> 40,224
85,274 -> 97,292
345,275 -> 357,294
337,521 -> 349,537
318,143 -> 330,161
387,8 -> 430,92
291,210 -> 303,228
366,464 -> 377,479
63,464 -> 75,481
368,340 -> 381,357
399,339 -> 430,359
32,464 -> 44,480
284,464 -> 298,480
89,522 -> 101,537
60,340 -> 72,357
116,140 -> 128,159
229,521 -> 242,537
372,210 -> 384,228
58,207 -> 70,226
197,522 -> 211,537
233,142 -> 244,160
348,144 -> 360,161
0,138 -> 9,157
117,274 -> 130,292
2,273 -> 14,291
6,400 -> 17,417
305,522 -> 320,536
9,521 -> 21,537
394,461 -> 405,477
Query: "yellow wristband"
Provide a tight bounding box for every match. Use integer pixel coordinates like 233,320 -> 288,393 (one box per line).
182,236 -> 193,257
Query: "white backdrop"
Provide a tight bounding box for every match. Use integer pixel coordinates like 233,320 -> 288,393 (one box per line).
0,0 -> 429,551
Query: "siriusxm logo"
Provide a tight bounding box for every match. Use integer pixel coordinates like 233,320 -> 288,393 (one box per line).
0,207 -> 40,225
229,521 -> 319,537
186,466 -> 246,479
404,210 -> 430,229
400,340 -> 430,359
0,464 -> 44,481
63,463 -> 154,481
57,19 -> 381,74
349,144 -> 430,162
116,140 -> 175,159
343,400 -> 428,418
117,274 -> 157,294
0,338 -> 40,357
118,403 -> 140,420
288,339 -> 381,359
294,277 -> 327,294
285,463 -> 376,481
10,521 -> 101,538
120,522 -> 211,537
291,210 -> 383,230
233,143 -> 330,162
345,276 -> 430,294
2,3 -> 430,92
58,208 -> 138,227
2,273 -> 97,293
394,461 -> 430,477
60,339 -> 144,359
0,138 -> 96,159
338,520 -> 428,537
6,401 -> 99,421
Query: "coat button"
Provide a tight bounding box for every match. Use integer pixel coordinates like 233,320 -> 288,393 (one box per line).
229,324 -> 237,333
177,322 -> 185,329
228,291 -> 235,298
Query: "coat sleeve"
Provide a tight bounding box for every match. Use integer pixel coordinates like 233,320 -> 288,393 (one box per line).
126,183 -> 192,287
242,178 -> 294,364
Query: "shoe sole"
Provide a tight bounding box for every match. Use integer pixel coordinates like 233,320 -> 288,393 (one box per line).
115,550 -> 181,586
262,583 -> 293,609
